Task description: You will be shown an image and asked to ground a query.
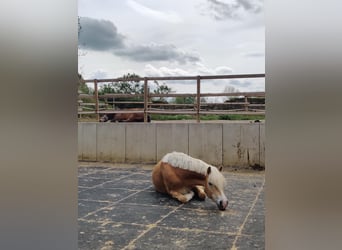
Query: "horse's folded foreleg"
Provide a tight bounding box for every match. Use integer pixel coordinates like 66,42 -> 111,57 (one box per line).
169,190 -> 194,203
193,185 -> 206,200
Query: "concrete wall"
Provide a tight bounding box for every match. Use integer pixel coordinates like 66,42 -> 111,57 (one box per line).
78,122 -> 265,168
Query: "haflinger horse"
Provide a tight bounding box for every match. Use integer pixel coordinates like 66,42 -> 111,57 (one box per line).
152,152 -> 228,211
99,109 -> 151,123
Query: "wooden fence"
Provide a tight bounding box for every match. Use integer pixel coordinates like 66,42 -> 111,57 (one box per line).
78,73 -> 265,122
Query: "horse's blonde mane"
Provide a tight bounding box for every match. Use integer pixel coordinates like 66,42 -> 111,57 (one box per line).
161,152 -> 226,190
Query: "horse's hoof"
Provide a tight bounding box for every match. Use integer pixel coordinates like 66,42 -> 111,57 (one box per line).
197,194 -> 206,200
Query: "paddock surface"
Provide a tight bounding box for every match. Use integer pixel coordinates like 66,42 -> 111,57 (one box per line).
78,164 -> 265,250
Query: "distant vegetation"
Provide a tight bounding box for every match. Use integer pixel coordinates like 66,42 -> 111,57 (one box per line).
78,72 -> 265,122
150,114 -> 265,121
78,114 -> 265,122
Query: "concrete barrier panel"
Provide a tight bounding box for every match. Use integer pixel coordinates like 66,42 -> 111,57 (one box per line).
189,124 -> 223,166
259,123 -> 265,167
78,122 -> 265,168
223,123 -> 259,167
78,123 -> 82,161
241,123 -> 259,166
222,124 -> 241,167
80,123 -> 97,161
125,124 -> 156,163
156,123 -> 189,161
96,123 -> 125,162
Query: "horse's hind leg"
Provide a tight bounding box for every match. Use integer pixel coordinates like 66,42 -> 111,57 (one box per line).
169,190 -> 194,203
159,163 -> 194,203
193,185 -> 206,200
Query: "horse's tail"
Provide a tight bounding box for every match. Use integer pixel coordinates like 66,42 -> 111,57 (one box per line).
152,160 -> 165,193
152,160 -> 162,174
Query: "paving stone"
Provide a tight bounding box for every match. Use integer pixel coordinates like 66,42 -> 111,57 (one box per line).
78,187 -> 89,193
180,196 -> 227,210
159,208 -> 245,234
101,173 -> 152,190
235,235 -> 265,250
120,190 -> 181,207
85,203 -> 175,225
79,166 -> 110,172
78,187 -> 136,203
78,166 -> 110,177
78,200 -> 112,218
78,220 -> 147,250
78,166 -> 265,250
83,169 -> 134,180
134,227 -> 236,250
78,177 -> 112,188
242,190 -> 265,236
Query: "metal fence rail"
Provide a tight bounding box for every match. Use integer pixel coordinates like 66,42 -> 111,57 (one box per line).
78,73 -> 265,122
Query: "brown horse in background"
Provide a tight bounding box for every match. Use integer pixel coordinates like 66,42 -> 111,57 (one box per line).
99,108 -> 151,122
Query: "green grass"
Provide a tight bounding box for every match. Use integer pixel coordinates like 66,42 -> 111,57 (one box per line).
212,114 -> 264,120
78,113 -> 265,122
150,114 -> 194,120
151,114 -> 265,121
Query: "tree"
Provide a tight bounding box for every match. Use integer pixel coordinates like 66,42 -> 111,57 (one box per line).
152,80 -> 172,103
78,73 -> 94,114
223,85 -> 239,102
200,97 -> 207,103
223,85 -> 239,94
78,16 -> 81,37
98,73 -> 172,109
98,73 -> 172,96
98,73 -> 143,95
78,73 -> 92,94
175,96 -> 195,104
78,16 -> 86,57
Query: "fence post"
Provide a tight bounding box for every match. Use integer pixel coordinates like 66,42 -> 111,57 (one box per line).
94,79 -> 99,121
244,95 -> 248,112
144,77 -> 148,122
196,76 -> 201,123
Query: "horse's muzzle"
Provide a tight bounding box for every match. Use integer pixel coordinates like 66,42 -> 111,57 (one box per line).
217,200 -> 228,211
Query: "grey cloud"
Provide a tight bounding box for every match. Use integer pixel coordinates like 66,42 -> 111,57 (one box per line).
115,44 -> 200,64
79,17 -> 200,64
243,51 -> 265,58
78,17 -> 125,51
237,0 -> 262,12
210,79 -> 253,88
229,79 -> 253,88
205,0 -> 263,20
207,0 -> 237,20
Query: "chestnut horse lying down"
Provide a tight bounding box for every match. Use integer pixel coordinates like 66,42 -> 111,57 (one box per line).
99,110 -> 151,122
152,152 -> 228,210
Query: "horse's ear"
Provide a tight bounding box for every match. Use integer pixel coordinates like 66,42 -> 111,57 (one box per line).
207,167 -> 211,175
219,166 -> 223,172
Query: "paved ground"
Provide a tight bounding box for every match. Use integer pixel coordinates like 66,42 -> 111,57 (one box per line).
78,164 -> 265,250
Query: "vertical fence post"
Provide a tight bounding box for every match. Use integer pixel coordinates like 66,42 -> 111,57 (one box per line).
94,79 -> 99,121
196,76 -> 201,123
144,77 -> 148,122
244,95 -> 248,112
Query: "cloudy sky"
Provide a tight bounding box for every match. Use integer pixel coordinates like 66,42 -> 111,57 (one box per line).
78,0 -> 265,93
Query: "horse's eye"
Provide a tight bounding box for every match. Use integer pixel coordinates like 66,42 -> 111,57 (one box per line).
209,182 -> 213,186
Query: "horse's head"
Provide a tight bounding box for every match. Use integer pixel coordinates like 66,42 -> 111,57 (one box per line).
204,166 -> 228,211
99,114 -> 109,122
